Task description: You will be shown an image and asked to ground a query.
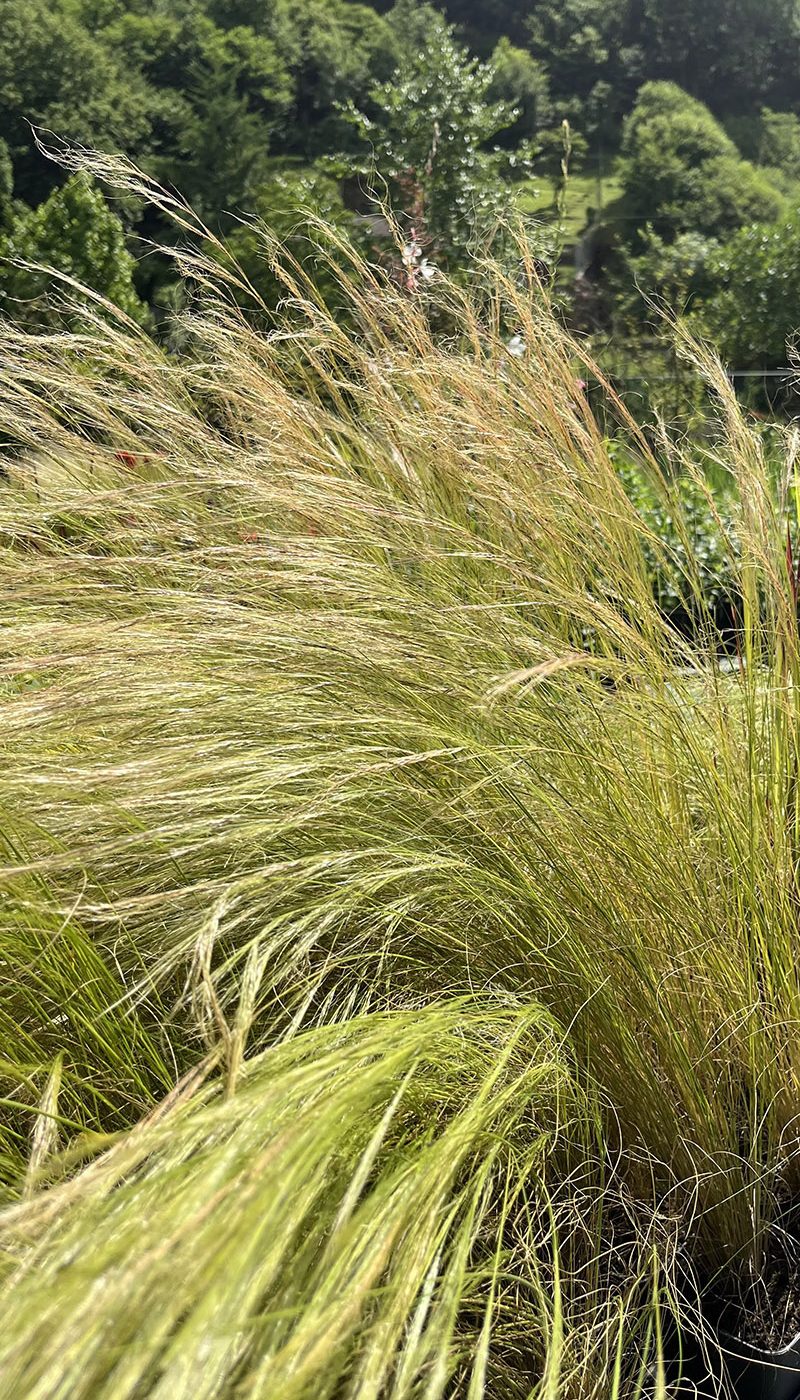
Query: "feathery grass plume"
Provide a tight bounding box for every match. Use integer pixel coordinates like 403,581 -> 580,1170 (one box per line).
0,1003 -> 602,1399
1,149 -> 800,1391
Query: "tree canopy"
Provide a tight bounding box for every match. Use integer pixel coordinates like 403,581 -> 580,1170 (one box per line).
1,0 -> 800,373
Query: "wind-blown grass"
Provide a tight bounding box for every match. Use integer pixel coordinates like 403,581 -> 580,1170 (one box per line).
1,156 -> 800,1394
0,1004 -> 595,1399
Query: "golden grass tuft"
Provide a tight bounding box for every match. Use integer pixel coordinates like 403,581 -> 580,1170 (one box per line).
1,157 -> 800,1394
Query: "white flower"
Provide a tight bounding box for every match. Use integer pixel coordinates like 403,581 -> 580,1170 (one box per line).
507,334 -> 526,358
418,258 -> 436,281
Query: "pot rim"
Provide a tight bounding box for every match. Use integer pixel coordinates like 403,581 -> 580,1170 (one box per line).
718,1328 -> 800,1363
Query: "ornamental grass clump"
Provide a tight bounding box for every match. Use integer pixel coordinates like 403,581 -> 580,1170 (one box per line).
1,154 -> 800,1395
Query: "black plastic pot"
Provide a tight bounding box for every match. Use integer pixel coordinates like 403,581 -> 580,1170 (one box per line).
668,1325 -> 800,1398
723,1332 -> 800,1400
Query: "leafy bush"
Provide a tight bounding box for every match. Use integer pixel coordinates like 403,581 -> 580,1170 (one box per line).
693,216 -> 800,368
217,162 -> 358,316
684,152 -> 786,236
615,444 -> 740,633
613,227 -> 719,327
345,1 -> 524,263
730,106 -> 800,179
0,171 -> 149,327
621,81 -> 786,240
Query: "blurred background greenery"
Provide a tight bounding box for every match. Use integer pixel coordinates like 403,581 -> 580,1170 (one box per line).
2,0 -> 800,428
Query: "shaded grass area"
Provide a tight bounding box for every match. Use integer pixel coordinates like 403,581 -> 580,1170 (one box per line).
1,156 -> 800,1395
516,164 -> 626,244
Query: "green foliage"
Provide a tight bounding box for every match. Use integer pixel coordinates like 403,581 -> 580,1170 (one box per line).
608,227 -> 719,346
616,446 -> 739,627
694,217 -> 800,369
0,0 -> 397,228
730,106 -> 800,183
448,0 -> 800,129
758,107 -> 800,177
0,171 -> 149,326
282,0 -> 398,154
95,8 -> 294,216
0,139 -> 12,230
175,34 -> 286,216
487,37 -> 551,146
621,80 -> 732,234
220,163 -> 356,313
534,123 -> 588,182
691,155 -> 787,236
2,0 -> 800,374
640,0 -> 800,115
0,0 -> 153,206
205,0 -> 398,155
347,1 -> 522,261
621,81 -> 786,241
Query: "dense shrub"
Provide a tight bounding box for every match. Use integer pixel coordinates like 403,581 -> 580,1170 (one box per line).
621,81 -> 786,240
694,216 -> 800,368
616,446 -> 740,635
0,171 -> 149,327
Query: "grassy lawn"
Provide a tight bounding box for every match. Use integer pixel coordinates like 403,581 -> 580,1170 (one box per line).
516,164 -> 625,243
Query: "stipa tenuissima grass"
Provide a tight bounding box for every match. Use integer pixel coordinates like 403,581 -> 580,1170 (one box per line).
1,153 -> 800,1396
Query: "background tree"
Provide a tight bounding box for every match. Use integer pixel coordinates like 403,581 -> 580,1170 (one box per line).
0,139 -> 13,231
620,82 -> 786,242
435,0 -> 531,51
640,0 -> 800,116
96,9 -> 293,217
220,163 -> 357,316
487,39 -> 551,148
757,109 -> 800,183
693,218 -> 800,369
0,171 -> 149,327
0,0 -> 153,206
526,0 -> 638,125
347,1 -> 522,264
280,0 -> 397,157
203,0 -> 398,156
